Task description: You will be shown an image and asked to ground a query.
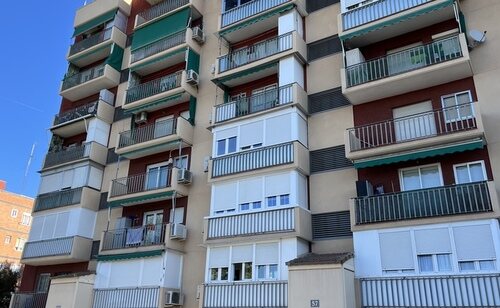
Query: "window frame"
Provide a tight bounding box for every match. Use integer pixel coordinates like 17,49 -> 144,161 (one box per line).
458,259 -> 497,272
4,235 -> 11,244
232,261 -> 253,281
216,136 -> 238,156
417,253 -> 453,274
11,209 -> 18,218
440,90 -> 474,123
453,160 -> 487,184
256,263 -> 279,280
209,267 -> 229,282
399,163 -> 444,191
21,213 -> 31,226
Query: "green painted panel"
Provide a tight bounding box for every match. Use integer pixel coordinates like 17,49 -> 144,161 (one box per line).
97,250 -> 164,262
189,96 -> 197,125
187,49 -> 200,73
73,10 -> 117,37
108,190 -> 174,208
105,44 -> 124,71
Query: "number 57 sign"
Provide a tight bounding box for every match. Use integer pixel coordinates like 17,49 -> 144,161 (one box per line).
310,300 -> 320,307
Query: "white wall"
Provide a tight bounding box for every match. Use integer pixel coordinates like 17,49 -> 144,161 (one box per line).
29,208 -> 96,241
210,170 -> 308,214
86,118 -> 110,147
279,56 -> 305,89
354,219 -> 500,278
38,162 -> 103,194
278,9 -> 304,38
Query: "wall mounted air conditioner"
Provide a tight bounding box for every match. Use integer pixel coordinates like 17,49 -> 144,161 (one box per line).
186,70 -> 199,86
170,223 -> 187,240
192,27 -> 205,44
165,290 -> 183,306
177,168 -> 192,184
134,111 -> 148,124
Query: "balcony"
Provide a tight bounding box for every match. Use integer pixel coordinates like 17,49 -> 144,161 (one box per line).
123,70 -> 197,113
213,83 -> 307,124
50,95 -> 115,138
339,0 -> 456,47
214,31 -> 306,87
203,281 -> 288,308
10,292 -> 48,308
33,187 -> 100,213
116,117 -> 193,159
74,0 -> 131,30
341,34 -> 473,104
346,102 -> 485,164
130,28 -> 201,76
107,168 -> 189,207
21,236 -> 92,266
209,141 -> 309,180
93,287 -> 165,308
60,64 -> 121,101
360,274 -> 500,307
68,27 -> 127,67
136,0 -> 202,27
42,142 -> 107,170
205,206 -> 311,243
351,181 -> 500,230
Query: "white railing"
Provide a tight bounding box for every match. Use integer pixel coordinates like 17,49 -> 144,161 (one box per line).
110,169 -> 173,197
203,281 -> 288,308
221,0 -> 290,27
10,292 -> 48,308
102,223 -> 168,250
360,274 -> 500,307
207,207 -> 295,239
118,118 -> 177,148
22,237 -> 75,259
93,287 -> 160,308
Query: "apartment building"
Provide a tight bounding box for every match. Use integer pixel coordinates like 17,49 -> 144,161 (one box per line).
0,180 -> 33,270
11,0 -> 500,308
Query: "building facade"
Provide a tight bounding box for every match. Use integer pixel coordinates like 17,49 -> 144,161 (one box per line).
11,0 -> 500,308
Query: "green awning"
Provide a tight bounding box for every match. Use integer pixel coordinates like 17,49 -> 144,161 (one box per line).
130,47 -> 186,72
97,250 -> 163,262
131,7 -> 190,51
220,4 -> 294,37
105,44 -> 124,71
188,96 -> 197,125
73,9 -> 117,37
108,190 -> 175,208
186,48 -> 200,74
213,61 -> 279,87
120,139 -> 182,157
354,139 -> 485,169
340,0 -> 454,41
125,93 -> 184,114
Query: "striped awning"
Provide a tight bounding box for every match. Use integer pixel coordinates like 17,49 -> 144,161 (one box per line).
97,250 -> 163,262
213,61 -> 278,87
108,190 -> 175,208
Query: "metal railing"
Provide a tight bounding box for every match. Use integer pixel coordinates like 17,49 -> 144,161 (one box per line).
219,32 -> 293,73
69,27 -> 112,56
43,142 -> 94,168
346,35 -> 463,87
102,223 -> 168,250
215,84 -> 294,123
207,207 -> 295,239
125,71 -> 183,104
10,292 -> 48,308
354,181 -> 492,225
131,29 -> 186,63
342,0 -> 434,31
62,64 -> 106,90
118,118 -> 177,149
53,101 -> 98,126
136,0 -> 189,27
93,287 -> 160,308
34,187 -> 83,212
347,103 -> 477,151
360,274 -> 500,307
22,237 -> 75,259
203,281 -> 288,308
211,142 -> 294,178
221,0 -> 289,27
110,169 -> 173,198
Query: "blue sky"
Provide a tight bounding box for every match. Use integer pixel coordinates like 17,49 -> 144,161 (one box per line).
0,2 -> 84,197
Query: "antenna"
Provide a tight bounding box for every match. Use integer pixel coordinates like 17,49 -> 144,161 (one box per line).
22,143 -> 36,194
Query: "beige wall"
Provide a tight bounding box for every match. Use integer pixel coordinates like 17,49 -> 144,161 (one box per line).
46,275 -> 95,308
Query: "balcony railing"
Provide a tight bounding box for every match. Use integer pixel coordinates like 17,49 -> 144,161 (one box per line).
62,64 -> 106,91
211,142 -> 294,178
203,281 -> 288,308
136,0 -> 189,27
22,237 -> 75,259
93,287 -> 160,308
43,142 -> 94,169
360,274 -> 500,307
207,207 -> 295,239
102,223 -> 168,250
347,103 -> 477,152
34,187 -> 83,212
131,29 -> 186,63
53,101 -> 99,126
354,181 -> 492,225
221,0 -> 289,27
346,35 -> 462,87
69,27 -> 112,56
10,292 -> 48,308
125,71 -> 182,104
342,0 -> 434,31
110,169 -> 172,198
118,118 -> 176,149
219,32 -> 293,73
215,83 -> 294,123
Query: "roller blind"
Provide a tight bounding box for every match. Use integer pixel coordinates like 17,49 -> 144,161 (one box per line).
256,243 -> 279,265
265,173 -> 290,197
239,178 -> 262,204
414,228 -> 451,254
379,231 -> 414,270
453,224 -> 496,261
240,121 -> 263,147
232,245 -> 253,263
209,247 -> 230,268
54,212 -> 70,237
212,183 -> 237,212
41,215 -> 57,240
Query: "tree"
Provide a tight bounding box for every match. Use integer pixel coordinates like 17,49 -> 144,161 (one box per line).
0,263 -> 19,308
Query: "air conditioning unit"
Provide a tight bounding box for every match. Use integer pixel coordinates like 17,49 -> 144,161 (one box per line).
165,290 -> 183,306
177,168 -> 192,184
170,223 -> 187,240
186,69 -> 199,86
192,26 -> 205,44
134,111 -> 148,124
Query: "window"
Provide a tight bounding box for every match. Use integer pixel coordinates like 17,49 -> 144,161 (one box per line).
400,164 -> 442,191
454,161 -> 487,184
266,196 -> 277,207
145,162 -> 169,190
232,262 -> 252,281
279,194 -> 290,205
266,194 -> 290,207
21,213 -> 31,226
240,143 -> 262,151
441,91 -> 474,122
257,264 -> 278,280
223,0 -> 253,12
239,201 -> 263,212
35,274 -> 51,293
210,267 -> 229,281
216,137 -> 237,156
459,260 -> 496,272
14,238 -> 26,251
174,155 -> 189,169
417,254 -> 452,273
215,208 -> 236,215
4,236 -> 11,244
10,209 -> 18,218
240,203 -> 250,211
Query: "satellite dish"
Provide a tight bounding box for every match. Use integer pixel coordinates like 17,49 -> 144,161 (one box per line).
469,29 -> 487,44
